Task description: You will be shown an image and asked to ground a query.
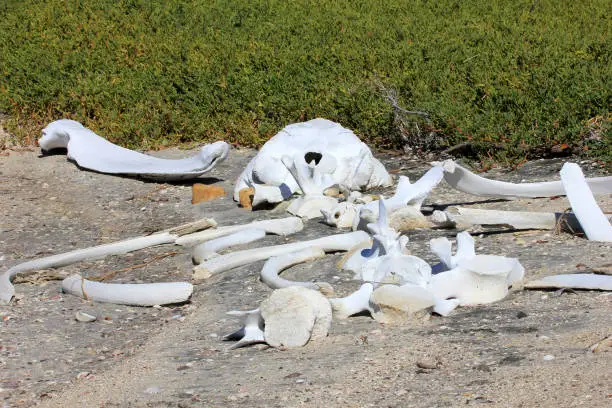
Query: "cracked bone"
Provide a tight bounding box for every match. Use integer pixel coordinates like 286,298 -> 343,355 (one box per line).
524,273 -> 612,291
430,207 -> 610,232
329,283 -> 374,319
369,284 -> 436,324
193,231 -> 370,281
560,163 -> 612,242
233,118 -> 392,204
282,154 -> 339,219
432,159 -> 612,199
260,286 -> 332,348
175,217 -> 303,247
61,274 -> 193,306
224,309 -> 266,349
191,228 -> 266,264
429,255 -> 524,307
0,218 -> 216,303
259,248 -> 333,295
40,120 -> 229,181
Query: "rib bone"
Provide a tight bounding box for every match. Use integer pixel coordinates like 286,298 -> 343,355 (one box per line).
193,231 -> 370,281
192,229 -> 266,264
524,273 -> 612,290
61,274 -> 193,306
433,159 -> 612,198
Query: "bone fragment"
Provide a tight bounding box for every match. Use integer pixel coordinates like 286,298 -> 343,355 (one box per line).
260,287 -> 332,348
560,163 -> 612,242
430,207 -> 607,232
224,309 -> 266,349
62,274 -> 193,306
0,218 -> 216,303
40,120 -> 229,181
259,248 -> 333,295
193,231 -> 370,280
429,231 -> 475,272
524,274 -> 612,291
329,283 -> 374,319
176,217 -> 303,247
192,229 -> 266,264
433,159 -> 612,198
369,284 -> 435,324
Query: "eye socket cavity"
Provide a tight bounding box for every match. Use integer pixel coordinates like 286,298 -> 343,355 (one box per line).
304,152 -> 322,165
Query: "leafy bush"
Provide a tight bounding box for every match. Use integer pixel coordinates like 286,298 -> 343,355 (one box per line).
0,0 -> 609,162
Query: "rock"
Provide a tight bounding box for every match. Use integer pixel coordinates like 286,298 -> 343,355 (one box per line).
238,187 -> 255,209
260,287 -> 332,348
192,184 -> 226,204
416,359 -> 441,369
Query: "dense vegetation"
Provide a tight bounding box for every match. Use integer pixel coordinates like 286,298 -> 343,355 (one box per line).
0,0 -> 610,162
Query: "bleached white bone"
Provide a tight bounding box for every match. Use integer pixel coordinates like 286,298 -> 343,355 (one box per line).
429,255 -> 524,306
429,231 -> 475,271
193,231 -> 370,280
432,159 -> 612,198
224,309 -> 266,349
369,284 -> 436,324
233,119 -> 392,203
192,229 -> 266,264
524,273 -> 612,290
252,184 -> 291,207
430,207 -> 609,232
259,248 -> 333,295
176,217 -> 303,247
560,163 -> 612,242
260,287 -> 332,348
329,283 -> 374,319
61,274 -> 193,306
40,120 -> 229,181
0,218 -> 216,303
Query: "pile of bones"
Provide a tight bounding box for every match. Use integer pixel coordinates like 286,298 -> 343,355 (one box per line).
1,118 -> 611,349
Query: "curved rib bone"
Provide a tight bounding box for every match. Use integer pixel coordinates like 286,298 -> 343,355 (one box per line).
40,120 -> 229,181
0,218 -> 216,304
433,159 -> 612,198
192,229 -> 266,264
61,274 -> 193,306
524,273 -> 612,291
560,163 -> 612,242
193,231 -> 370,281
259,248 -> 333,295
176,217 -> 303,247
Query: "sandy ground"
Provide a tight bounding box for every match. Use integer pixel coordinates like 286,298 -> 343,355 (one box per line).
0,143 -> 610,408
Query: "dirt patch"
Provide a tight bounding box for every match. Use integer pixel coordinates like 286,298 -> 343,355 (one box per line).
0,146 -> 610,408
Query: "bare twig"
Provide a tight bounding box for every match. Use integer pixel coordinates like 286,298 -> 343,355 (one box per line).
89,250 -> 180,282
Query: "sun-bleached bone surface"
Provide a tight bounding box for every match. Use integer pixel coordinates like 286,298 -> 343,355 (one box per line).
176,217 -> 303,247
329,283 -> 374,319
260,287 -> 332,348
233,118 -> 392,204
259,248 -> 333,295
433,159 -> 612,198
0,218 -> 216,304
524,273 -> 612,290
193,231 -> 370,280
560,163 -> 612,242
429,231 -> 475,272
369,284 -> 436,324
191,229 -> 266,264
224,309 -> 266,350
61,274 -> 193,306
40,120 -> 229,181
430,207 -> 607,232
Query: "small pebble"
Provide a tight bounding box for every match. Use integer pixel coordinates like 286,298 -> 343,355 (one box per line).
543,354 -> 555,361
144,386 -> 162,394
74,311 -> 96,322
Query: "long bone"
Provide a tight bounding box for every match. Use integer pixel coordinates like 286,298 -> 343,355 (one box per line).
193,231 -> 371,281
40,120 -> 229,181
432,159 -> 612,199
175,217 -> 303,247
259,248 -> 333,295
0,218 -> 216,304
61,274 -> 193,306
560,163 -> 612,242
430,207 -> 610,232
524,273 -> 612,291
191,229 -> 267,264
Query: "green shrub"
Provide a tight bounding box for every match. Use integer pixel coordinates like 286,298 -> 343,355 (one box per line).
0,0 -> 609,162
